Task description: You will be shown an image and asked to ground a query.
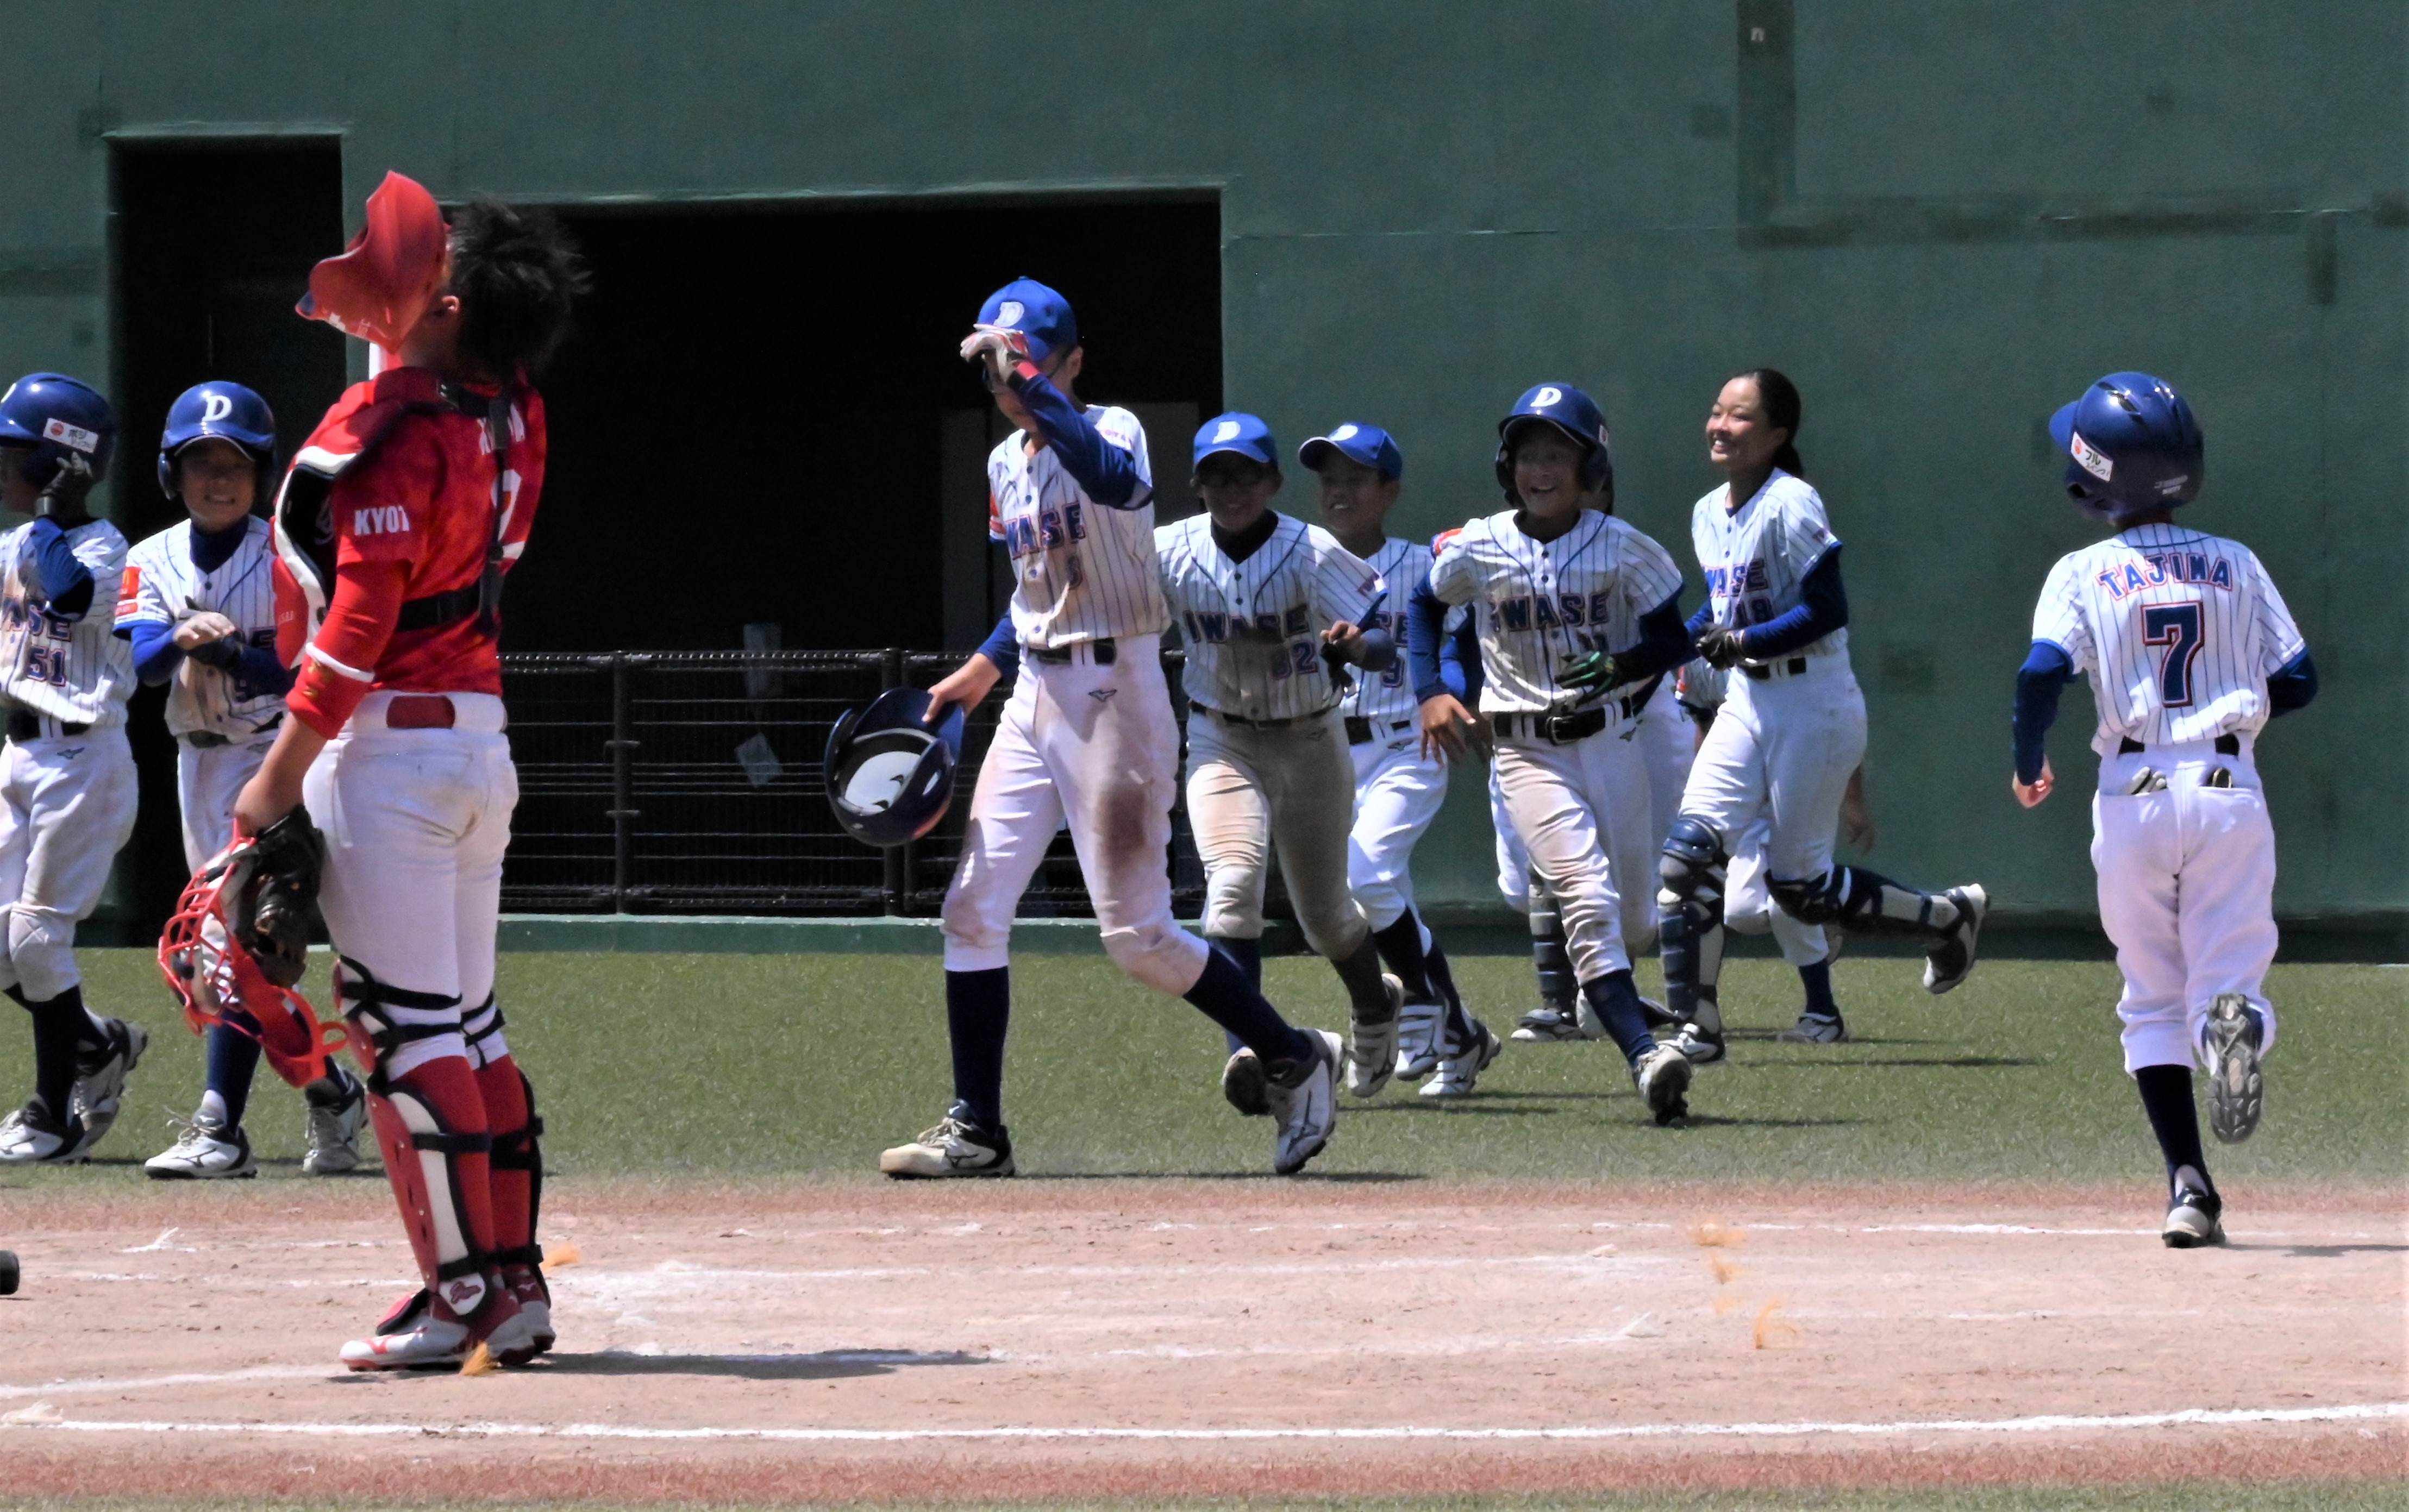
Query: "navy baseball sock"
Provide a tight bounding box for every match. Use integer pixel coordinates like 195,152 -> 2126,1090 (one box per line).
944,967 -> 1011,1133
1370,912 -> 1436,1001
203,1022 -> 262,1131
16,988 -> 89,1119
1580,970 -> 1658,1068
1799,960 -> 1839,1020
1185,945 -> 1312,1066
2135,1064 -> 2211,1192
1205,936 -> 1261,1053
1424,943 -> 1475,1042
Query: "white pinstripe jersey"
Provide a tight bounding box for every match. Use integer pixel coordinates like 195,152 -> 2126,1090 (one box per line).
987,405 -> 1166,649
1690,469 -> 1848,664
0,517 -> 135,727
1157,512 -> 1380,722
1429,510 -> 1685,714
118,518 -> 286,739
2031,522 -> 2305,754
1342,536 -> 1428,724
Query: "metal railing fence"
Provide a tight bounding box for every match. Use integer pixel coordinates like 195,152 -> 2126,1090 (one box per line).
499,649 -> 1206,916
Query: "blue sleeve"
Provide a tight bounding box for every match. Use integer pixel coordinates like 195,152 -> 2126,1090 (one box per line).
1616,594 -> 1692,682
976,612 -> 1021,685
228,642 -> 295,695
1685,600 -> 1715,641
1441,606 -> 1480,702
1738,545 -> 1847,659
2265,648 -> 2317,717
26,518 -> 93,619
2012,640 -> 2075,785
1009,373 -> 1144,509
1406,576 -> 1454,701
128,617 -> 182,686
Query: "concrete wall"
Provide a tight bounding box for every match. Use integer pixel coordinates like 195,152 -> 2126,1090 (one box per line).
9,1 -> 2400,923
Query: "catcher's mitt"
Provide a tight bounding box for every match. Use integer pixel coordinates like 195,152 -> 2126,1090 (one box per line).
222,807 -> 326,989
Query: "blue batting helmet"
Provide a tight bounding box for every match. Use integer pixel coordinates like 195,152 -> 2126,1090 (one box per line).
823,688 -> 966,849
158,381 -> 278,500
2048,372 -> 2203,524
0,373 -> 116,487
1496,383 -> 1611,503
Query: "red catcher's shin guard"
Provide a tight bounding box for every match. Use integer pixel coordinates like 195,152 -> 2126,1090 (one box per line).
364,1057 -> 500,1323
475,1055 -> 543,1277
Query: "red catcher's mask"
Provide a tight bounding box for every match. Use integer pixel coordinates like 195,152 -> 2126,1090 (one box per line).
297,171 -> 450,352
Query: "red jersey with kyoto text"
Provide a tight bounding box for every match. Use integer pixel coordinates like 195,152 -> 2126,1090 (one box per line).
278,367 -> 545,735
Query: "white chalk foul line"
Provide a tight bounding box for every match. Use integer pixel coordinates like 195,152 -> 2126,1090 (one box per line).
6,1401 -> 2400,1444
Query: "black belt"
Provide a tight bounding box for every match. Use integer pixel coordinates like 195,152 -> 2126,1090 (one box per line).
1200,704 -> 1310,731
1028,638 -> 1116,666
1742,657 -> 1810,680
1491,706 -> 1606,744
5,711 -> 87,742
2120,734 -> 2239,757
1345,715 -> 1415,745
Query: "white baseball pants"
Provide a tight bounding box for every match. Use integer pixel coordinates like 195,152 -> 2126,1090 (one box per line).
177,732 -> 279,872
1184,708 -> 1368,958
1492,717 -> 1651,983
305,692 -> 516,1083
942,635 -> 1209,996
1347,719 -> 1447,932
2092,738 -> 2280,1073
1678,657 -> 1866,967
0,726 -> 137,1000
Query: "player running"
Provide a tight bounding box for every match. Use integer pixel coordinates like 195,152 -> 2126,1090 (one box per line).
125,382 -> 367,1181
1304,422 -> 1499,1095
881,280 -> 1344,1180
234,174 -> 582,1368
0,374 -> 149,1166
1409,384 -> 1695,1124
2012,372 -> 2315,1248
1658,369 -> 1986,1064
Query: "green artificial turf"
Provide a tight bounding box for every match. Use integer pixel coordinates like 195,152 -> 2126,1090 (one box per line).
3,950 -> 2401,1189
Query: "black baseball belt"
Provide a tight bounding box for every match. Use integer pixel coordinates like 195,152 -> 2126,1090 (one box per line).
2119,734 -> 2239,756
1028,638 -> 1117,666
1345,716 -> 1415,745
4,711 -> 87,742
1742,657 -> 1811,680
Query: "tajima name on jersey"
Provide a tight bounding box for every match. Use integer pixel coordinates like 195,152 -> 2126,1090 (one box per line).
2094,550 -> 2235,599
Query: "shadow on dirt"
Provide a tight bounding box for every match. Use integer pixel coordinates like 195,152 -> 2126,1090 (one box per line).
540,1347 -> 989,1381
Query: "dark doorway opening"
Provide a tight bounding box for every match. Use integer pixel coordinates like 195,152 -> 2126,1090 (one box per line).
519,197 -> 1223,655
109,139 -> 347,938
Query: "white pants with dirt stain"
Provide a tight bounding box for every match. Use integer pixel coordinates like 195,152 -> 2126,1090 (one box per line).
0,726 -> 136,1001
1185,707 -> 1369,961
1491,715 -> 1651,984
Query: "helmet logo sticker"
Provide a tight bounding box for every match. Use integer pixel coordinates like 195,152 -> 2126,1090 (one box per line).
996,300 -> 1024,328
1330,423 -> 1358,441
1213,419 -> 1242,442
201,393 -> 234,424
1533,386 -> 1563,407
2155,475 -> 2189,496
41,417 -> 98,454
2068,429 -> 2113,481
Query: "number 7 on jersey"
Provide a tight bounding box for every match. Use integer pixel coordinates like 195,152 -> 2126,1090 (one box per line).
2142,601 -> 2204,708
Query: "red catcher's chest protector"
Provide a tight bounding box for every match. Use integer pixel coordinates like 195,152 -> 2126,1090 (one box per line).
272,366 -> 525,670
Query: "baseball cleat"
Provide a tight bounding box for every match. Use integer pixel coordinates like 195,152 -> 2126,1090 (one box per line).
1394,1000 -> 1445,1078
2201,993 -> 2266,1145
1672,999 -> 1726,1065
1776,1012 -> 1848,1044
485,1296 -> 549,1367
145,1112 -> 258,1180
0,1099 -> 84,1164
342,1315 -> 473,1371
1347,975 -> 1404,1097
1421,1017 -> 1502,1099
1922,884 -> 1988,994
1266,1029 -> 1342,1175
67,1017 -> 149,1157
1638,995 -> 1681,1031
503,1268 -> 556,1362
879,1107 -> 1016,1178
1634,1044 -> 1692,1125
1221,1047 -> 1271,1117
1510,1001 -> 1588,1042
2161,1175 -> 2225,1249
304,1072 -> 368,1175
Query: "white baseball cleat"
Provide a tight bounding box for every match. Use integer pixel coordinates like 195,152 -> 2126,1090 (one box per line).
1421,1017 -> 1502,1099
342,1316 -> 472,1371
1346,975 -> 1404,1098
1393,1000 -> 1445,1078
68,1018 -> 149,1157
879,1109 -> 1016,1178
0,1100 -> 83,1164
1672,999 -> 1727,1066
2200,993 -> 2266,1145
1776,1012 -> 1848,1044
1923,884 -> 1988,994
1510,1001 -> 1588,1042
2162,1174 -> 2225,1249
1267,1030 -> 1342,1175
145,1113 -> 258,1180
304,1073 -> 368,1175
1634,1044 -> 1693,1125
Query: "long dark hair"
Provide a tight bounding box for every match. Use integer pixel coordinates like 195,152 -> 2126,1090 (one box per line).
451,200 -> 590,379
1731,367 -> 1804,478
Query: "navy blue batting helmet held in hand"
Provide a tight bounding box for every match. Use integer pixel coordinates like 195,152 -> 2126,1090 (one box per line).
1496,383 -> 1611,503
0,372 -> 116,487
824,688 -> 967,848
158,381 -> 278,500
2049,372 -> 2203,524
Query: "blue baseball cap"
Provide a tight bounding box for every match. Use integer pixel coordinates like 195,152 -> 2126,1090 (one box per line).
1193,412 -> 1279,469
1298,422 -> 1402,480
976,277 -> 1077,363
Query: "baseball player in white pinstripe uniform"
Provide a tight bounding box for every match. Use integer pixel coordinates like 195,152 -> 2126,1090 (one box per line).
1304,423 -> 1500,1096
1409,384 -> 1697,1124
118,382 -> 366,1181
2014,372 -> 2317,1247
882,281 -> 1344,1180
0,373 -> 152,1166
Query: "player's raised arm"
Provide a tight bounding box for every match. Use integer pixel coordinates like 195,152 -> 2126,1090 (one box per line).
960,280 -> 1148,509
1410,549 -> 1480,764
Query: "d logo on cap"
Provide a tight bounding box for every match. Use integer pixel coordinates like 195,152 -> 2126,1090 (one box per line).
1213,419 -> 1242,442
996,301 -> 1024,328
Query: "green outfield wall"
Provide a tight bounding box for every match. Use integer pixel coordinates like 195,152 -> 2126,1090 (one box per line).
5,2 -> 2399,926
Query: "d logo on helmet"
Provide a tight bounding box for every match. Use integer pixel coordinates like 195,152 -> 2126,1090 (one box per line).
1533,386 -> 1563,407
202,393 -> 234,424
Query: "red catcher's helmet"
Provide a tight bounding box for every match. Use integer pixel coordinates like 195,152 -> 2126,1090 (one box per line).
297,171 -> 450,352
157,843 -> 355,1089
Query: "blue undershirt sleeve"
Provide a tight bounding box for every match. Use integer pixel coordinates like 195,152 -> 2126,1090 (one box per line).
1442,607 -> 1480,703
2265,648 -> 2317,717
1616,594 -> 1691,683
975,612 -> 1021,685
2012,639 -> 2075,785
1685,601 -> 1715,641
127,618 -> 181,686
1407,578 -> 1455,701
228,643 -> 296,695
1738,546 -> 1848,660
27,518 -> 94,619
1008,373 -> 1144,508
